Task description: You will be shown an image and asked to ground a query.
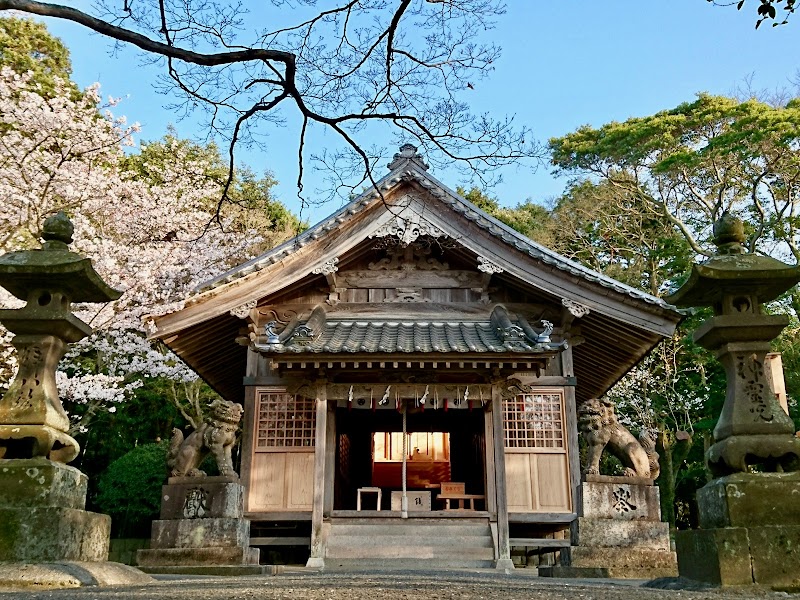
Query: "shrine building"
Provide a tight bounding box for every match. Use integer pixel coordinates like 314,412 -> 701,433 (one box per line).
149,145 -> 682,569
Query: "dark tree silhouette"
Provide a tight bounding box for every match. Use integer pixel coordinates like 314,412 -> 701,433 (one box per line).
0,0 -> 541,216
708,0 -> 796,28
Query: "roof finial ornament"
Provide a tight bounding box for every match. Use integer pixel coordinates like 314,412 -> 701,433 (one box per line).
41,211 -> 74,250
712,211 -> 746,255
387,143 -> 429,172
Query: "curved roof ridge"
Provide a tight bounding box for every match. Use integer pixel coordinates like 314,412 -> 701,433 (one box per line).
400,168 -> 675,311
191,159 -> 676,313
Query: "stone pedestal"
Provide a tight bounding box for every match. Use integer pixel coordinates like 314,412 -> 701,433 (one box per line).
540,477 -> 677,579
677,472 -> 800,588
136,477 -> 259,568
0,458 -> 110,562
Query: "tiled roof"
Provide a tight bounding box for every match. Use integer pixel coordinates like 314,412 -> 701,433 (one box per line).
191,147 -> 678,315
270,321 -> 545,354
254,305 -> 565,355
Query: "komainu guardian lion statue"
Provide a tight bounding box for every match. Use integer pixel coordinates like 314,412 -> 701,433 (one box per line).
167,399 -> 244,478
578,398 -> 660,479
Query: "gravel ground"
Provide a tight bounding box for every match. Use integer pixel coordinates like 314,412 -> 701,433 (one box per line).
0,570 -> 792,600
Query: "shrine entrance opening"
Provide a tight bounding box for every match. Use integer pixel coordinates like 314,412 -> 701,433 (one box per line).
333,406 -> 487,513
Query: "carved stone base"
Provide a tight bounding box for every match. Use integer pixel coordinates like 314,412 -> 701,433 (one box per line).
159,477 -> 243,519
541,547 -> 679,580
0,424 -> 79,463
697,472 -> 800,529
678,473 -> 800,588
0,459 -> 110,562
540,480 -> 677,580
677,525 -> 800,588
137,480 -> 258,567
707,435 -> 800,477
149,517 -> 250,549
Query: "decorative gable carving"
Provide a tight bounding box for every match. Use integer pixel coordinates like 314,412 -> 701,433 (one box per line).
368,244 -> 448,271
369,207 -> 448,246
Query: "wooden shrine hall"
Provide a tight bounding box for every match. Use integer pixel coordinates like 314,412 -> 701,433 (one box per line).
149,145 -> 682,569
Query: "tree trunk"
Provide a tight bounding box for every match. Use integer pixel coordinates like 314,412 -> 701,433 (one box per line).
655,428 -> 692,531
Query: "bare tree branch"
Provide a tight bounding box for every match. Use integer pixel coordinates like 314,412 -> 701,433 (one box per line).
0,0 -> 540,220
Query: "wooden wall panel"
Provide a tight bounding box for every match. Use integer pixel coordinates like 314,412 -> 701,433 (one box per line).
286,452 -> 315,510
505,453 -> 534,512
249,452 -> 286,511
503,452 -> 571,513
535,453 -> 571,511
248,451 -> 314,512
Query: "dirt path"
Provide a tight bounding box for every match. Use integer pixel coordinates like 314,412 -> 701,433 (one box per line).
0,570 -> 789,600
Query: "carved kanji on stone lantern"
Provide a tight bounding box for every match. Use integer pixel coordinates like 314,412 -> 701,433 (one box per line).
0,212 -> 121,463
667,212 -> 800,475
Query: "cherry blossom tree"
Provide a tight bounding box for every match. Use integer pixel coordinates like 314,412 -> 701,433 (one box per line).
0,65 -> 292,435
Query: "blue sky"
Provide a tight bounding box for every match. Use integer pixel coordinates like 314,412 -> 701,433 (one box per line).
40,1 -> 799,223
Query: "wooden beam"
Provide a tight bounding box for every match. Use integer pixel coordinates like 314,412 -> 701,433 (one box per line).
337,270 -> 484,289
250,537 -> 311,546
509,538 -> 570,548
508,512 -> 577,524
244,511 -> 312,521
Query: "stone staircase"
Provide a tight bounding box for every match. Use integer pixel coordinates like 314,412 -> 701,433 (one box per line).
323,517 -> 496,570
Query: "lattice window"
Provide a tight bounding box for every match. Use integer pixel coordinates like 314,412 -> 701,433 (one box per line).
255,389 -> 316,450
503,391 -> 564,449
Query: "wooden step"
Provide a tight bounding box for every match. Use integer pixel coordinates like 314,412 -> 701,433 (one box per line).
509,538 -> 570,548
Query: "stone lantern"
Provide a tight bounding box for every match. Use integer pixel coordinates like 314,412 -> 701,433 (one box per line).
0,212 -> 121,563
667,213 -> 800,587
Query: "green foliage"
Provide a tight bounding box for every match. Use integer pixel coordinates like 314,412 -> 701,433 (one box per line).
123,130 -> 304,250
550,94 -> 800,264
457,186 -> 551,243
0,17 -> 73,97
95,442 -> 168,538
72,376 -> 187,499
546,179 -> 693,295
457,185 -> 500,213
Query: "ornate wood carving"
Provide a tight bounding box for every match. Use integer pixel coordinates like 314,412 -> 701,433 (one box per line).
368,244 -> 448,271
562,298 -> 591,318
370,213 -> 448,245
312,258 -> 339,275
478,256 -> 504,274
338,270 -> 481,289
229,300 -> 257,320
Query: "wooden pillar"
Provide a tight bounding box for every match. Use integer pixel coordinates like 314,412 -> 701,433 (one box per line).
561,346 -> 581,515
306,382 -> 328,568
491,382 -> 514,570
240,385 -> 258,514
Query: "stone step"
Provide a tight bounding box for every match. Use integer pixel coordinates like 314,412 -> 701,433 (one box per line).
136,546 -> 260,567
329,517 -> 489,527
563,546 -> 678,570
323,557 -> 496,570
326,543 -> 495,560
326,534 -> 493,548
327,523 -> 490,537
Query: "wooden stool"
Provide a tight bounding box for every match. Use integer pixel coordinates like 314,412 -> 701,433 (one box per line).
356,487 -> 382,511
